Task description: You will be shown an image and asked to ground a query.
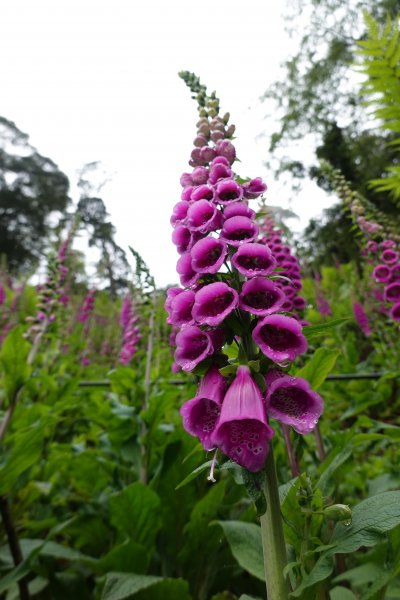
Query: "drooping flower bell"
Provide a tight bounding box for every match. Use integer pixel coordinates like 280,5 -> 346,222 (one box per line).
211,366 -> 274,472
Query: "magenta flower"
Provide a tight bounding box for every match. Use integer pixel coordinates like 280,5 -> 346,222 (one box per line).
191,184 -> 215,202
353,302 -> 372,337
174,325 -> 213,371
223,202 -> 256,220
239,277 -> 285,316
176,253 -> 200,288
372,264 -> 391,283
211,366 -> 274,472
390,302 -> 400,321
242,177 -> 267,199
214,179 -> 243,205
171,225 -> 192,254
208,162 -> 233,184
220,216 -> 259,247
391,264 -> 400,281
180,365 -> 227,450
265,371 -> 323,434
186,200 -> 222,233
192,282 -> 239,326
231,243 -> 276,277
384,282 -> 400,303
168,289 -> 195,326
191,237 -> 227,274
215,139 -> 236,164
381,249 -> 399,265
252,314 -> 308,363
0,284 -> 5,306
170,201 -> 189,227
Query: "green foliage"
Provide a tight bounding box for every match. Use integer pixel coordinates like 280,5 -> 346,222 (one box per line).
357,12 -> 400,202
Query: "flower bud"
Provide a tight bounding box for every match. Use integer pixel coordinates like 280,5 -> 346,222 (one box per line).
323,504 -> 352,524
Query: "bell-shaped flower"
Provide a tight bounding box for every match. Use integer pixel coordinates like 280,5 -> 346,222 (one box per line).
186,200 -> 222,234
211,366 -> 274,472
191,237 -> 227,274
191,184 -> 215,202
252,314 -> 308,363
172,225 -> 192,254
384,282 -> 400,303
239,277 -> 285,316
208,162 -> 233,184
242,177 -> 267,199
191,166 -> 209,185
192,281 -> 239,326
391,264 -> 400,281
200,146 -> 217,163
170,201 -> 189,228
373,264 -> 391,283
390,302 -> 400,321
265,370 -> 323,434
381,249 -> 399,265
220,216 -> 259,247
174,325 -> 213,371
231,243 -> 276,277
215,139 -> 236,164
180,365 -> 227,450
223,202 -> 256,220
214,179 -> 243,205
168,289 -> 196,327
176,253 -> 200,288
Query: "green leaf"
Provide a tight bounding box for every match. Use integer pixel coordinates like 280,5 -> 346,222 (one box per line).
302,318 -> 349,339
101,574 -> 191,600
238,596 -> 262,600
214,520 -> 265,581
0,326 -> 31,403
109,483 -> 161,550
95,541 -> 149,575
329,588 -> 358,600
291,492 -> 400,597
175,460 -> 213,490
296,347 -> 340,389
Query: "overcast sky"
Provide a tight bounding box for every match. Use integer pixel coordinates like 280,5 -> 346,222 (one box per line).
1,0 -> 333,287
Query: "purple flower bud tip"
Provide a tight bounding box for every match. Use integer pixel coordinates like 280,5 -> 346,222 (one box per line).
211,366 -> 274,472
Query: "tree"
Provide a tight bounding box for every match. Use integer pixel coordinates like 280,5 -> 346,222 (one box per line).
0,117 -> 70,273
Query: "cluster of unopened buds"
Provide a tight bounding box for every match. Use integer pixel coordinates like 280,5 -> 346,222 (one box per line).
366,238 -> 400,322
166,95 -> 323,473
119,295 -> 141,365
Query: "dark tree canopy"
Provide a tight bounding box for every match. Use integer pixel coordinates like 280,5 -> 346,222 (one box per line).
0,117 -> 70,273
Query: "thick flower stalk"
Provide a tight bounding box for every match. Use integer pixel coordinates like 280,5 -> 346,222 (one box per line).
167,73 -> 324,475
119,295 -> 141,365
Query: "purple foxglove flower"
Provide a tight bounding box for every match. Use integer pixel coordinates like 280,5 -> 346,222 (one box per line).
200,146 -> 217,163
242,177 -> 267,199
181,186 -> 194,201
180,365 -> 227,450
211,366 -> 274,472
192,281 -> 239,326
384,282 -> 400,303
223,202 -> 256,220
214,179 -> 243,205
0,284 -> 5,306
211,130 -> 225,143
191,184 -> 215,202
208,162 -> 233,185
391,264 -> 400,280
192,166 -> 209,184
186,200 -> 222,233
190,147 -> 205,166
292,296 -> 307,311
191,237 -> 227,274
169,289 -> 196,326
381,249 -> 399,265
281,299 -> 294,312
367,240 -> 378,253
265,371 -> 323,434
165,287 -> 183,318
220,216 -> 259,247
171,202 -> 190,227
180,173 -> 193,187
231,243 -> 276,277
381,239 -> 396,249
174,325 -> 213,371
353,302 -> 372,337
252,314 -> 308,363
215,139 -> 236,164
373,264 -> 391,283
390,302 -> 400,321
172,225 -> 192,254
176,253 -> 200,288
212,156 -> 231,167
239,277 -> 285,316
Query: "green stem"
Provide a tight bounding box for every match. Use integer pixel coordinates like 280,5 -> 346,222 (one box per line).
260,444 -> 290,600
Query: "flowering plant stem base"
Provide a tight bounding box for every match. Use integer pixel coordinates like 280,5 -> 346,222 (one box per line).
260,444 -> 290,599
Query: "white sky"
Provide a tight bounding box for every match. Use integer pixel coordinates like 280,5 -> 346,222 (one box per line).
0,0 -> 333,288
